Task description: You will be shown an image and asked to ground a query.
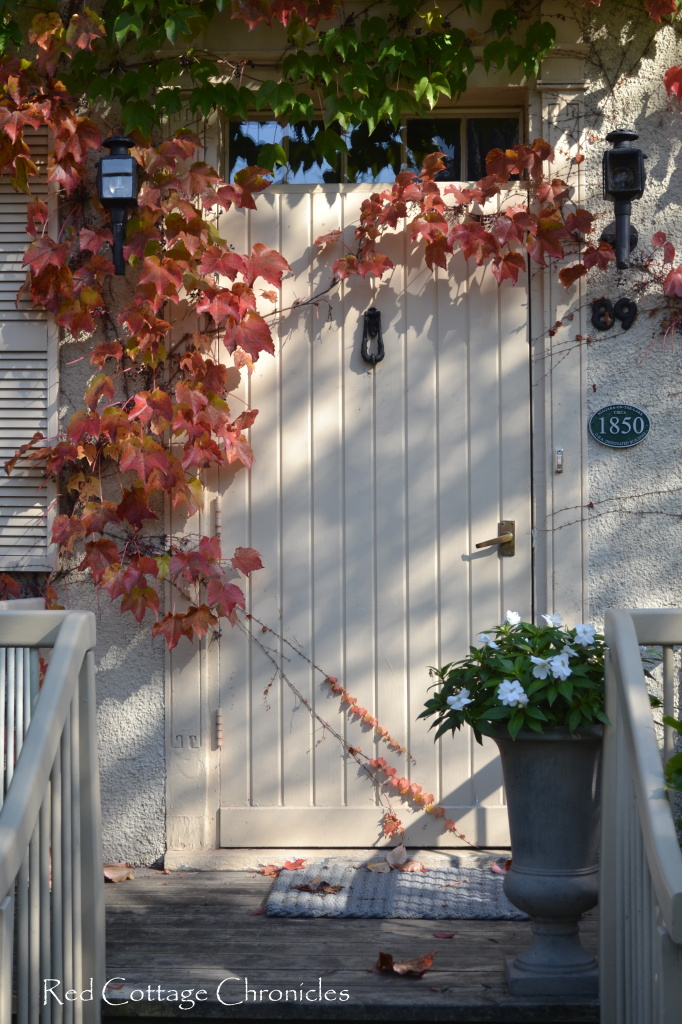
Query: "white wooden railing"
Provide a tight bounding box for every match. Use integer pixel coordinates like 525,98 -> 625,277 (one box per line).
0,610 -> 103,1024
602,608 -> 682,1024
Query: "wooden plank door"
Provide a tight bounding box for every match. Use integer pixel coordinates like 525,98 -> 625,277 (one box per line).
218,184 -> 532,847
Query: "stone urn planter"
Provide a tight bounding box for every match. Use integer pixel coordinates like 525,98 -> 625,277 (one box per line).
492,725 -> 602,997
420,611 -> 607,999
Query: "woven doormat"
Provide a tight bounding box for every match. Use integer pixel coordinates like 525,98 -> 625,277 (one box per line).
265,862 -> 527,920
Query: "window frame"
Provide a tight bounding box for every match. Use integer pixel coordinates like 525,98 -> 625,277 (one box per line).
224,108 -> 525,186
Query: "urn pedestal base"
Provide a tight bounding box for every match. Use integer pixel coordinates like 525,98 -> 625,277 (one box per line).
505,917 -> 598,996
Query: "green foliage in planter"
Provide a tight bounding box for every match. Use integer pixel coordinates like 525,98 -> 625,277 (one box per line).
420,613 -> 608,744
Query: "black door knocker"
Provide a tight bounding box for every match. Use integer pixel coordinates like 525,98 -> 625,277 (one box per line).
361,306 -> 385,365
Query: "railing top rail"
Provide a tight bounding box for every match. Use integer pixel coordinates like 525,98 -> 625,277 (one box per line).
622,607 -> 682,647
0,609 -> 96,649
604,607 -> 682,944
0,610 -> 96,900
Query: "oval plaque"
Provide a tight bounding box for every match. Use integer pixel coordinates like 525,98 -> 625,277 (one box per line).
588,404 -> 651,448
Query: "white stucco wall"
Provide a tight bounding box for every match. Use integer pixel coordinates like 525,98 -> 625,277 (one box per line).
57,342 -> 167,867
581,8 -> 682,636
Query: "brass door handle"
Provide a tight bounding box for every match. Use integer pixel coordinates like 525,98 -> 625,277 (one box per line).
475,521 -> 515,556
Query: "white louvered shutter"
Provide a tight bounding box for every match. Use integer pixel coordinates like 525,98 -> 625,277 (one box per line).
0,130 -> 57,570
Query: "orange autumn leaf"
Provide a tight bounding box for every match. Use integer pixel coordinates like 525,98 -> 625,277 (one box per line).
375,951 -> 435,977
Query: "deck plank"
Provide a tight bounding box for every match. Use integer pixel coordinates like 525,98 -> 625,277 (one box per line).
102,868 -> 599,1022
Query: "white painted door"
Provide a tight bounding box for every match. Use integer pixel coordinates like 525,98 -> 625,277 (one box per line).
218,184 -> 532,847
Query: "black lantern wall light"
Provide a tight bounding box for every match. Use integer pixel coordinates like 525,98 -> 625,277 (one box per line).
601,128 -> 646,270
97,136 -> 138,275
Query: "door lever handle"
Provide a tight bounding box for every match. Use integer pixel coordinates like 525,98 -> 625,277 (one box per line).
475,521 -> 515,556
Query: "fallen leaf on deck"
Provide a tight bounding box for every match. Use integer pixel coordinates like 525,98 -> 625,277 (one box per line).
439,880 -> 466,887
375,951 -> 435,977
282,858 -> 306,870
366,860 -> 392,873
385,844 -> 408,866
491,858 -> 512,875
433,932 -> 454,939
104,863 -> 134,883
293,880 -> 344,896
259,864 -> 281,876
395,860 -> 427,873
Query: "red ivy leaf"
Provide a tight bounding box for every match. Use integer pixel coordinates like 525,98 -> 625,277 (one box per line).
583,242 -> 616,271
230,546 -> 264,575
664,66 -> 682,100
0,574 -> 21,600
23,237 -> 68,275
242,243 -> 291,288
646,0 -> 677,21
64,8 -> 106,49
183,604 -> 219,639
558,263 -> 588,289
223,312 -> 275,361
78,538 -> 121,584
51,514 -> 86,553
565,209 -> 594,236
120,587 -> 160,623
663,266 -> 682,297
151,612 -> 186,650
199,246 -> 248,280
84,373 -> 115,411
491,251 -> 527,285
206,578 -> 245,622
116,487 -> 158,529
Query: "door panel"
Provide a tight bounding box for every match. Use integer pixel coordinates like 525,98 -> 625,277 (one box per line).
218,185 -> 532,847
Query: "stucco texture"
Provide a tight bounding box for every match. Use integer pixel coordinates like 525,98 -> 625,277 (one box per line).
581,8 -> 682,626
58,322 -> 166,867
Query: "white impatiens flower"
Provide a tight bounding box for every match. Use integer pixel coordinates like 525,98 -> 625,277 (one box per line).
497,679 -> 529,707
476,633 -> 499,649
574,623 -> 597,646
505,610 -> 521,626
561,645 -> 577,659
549,654 -> 572,681
530,656 -> 552,680
447,689 -> 473,711
542,613 -> 563,628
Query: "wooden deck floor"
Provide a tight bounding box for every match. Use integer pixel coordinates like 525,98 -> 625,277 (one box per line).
102,857 -> 599,1023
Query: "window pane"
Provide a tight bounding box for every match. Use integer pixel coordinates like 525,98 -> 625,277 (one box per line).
466,118 -> 519,181
285,122 -> 342,184
346,122 -> 401,183
406,119 -> 462,180
228,121 -> 343,184
229,121 -> 284,180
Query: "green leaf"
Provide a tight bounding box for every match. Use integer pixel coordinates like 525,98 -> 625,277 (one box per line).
525,706 -> 548,721
492,6 -> 518,36
485,705 -> 512,720
434,719 -> 456,740
568,708 -> 582,733
255,80 -> 278,111
257,143 -> 287,171
508,713 -> 524,739
113,10 -> 143,43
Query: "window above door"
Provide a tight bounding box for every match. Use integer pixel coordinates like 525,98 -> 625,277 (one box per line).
228,113 -> 521,185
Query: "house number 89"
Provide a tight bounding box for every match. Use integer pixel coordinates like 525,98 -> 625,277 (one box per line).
591,297 -> 638,331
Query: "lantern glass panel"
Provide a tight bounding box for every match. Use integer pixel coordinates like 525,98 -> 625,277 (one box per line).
610,165 -> 636,190
100,157 -> 136,200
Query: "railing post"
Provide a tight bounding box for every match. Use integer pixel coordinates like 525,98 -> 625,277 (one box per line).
77,651 -> 103,1024
600,641 -> 618,1024
0,893 -> 13,1024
